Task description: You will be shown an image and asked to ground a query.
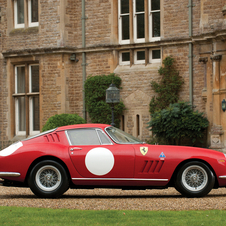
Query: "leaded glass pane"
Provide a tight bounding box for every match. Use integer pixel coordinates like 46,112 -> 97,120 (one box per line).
31,65 -> 39,92
32,96 -> 40,131
18,97 -> 26,132
137,14 -> 145,39
136,0 -> 144,12
137,51 -> 145,60
152,50 -> 161,59
152,12 -> 160,37
151,0 -> 160,11
31,0 -> 38,23
17,0 -> 24,24
121,0 -> 129,14
122,15 -> 130,40
17,67 -> 25,93
122,52 -> 130,61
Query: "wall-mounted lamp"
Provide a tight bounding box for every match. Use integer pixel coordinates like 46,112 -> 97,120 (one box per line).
106,83 -> 120,127
222,99 -> 226,112
70,53 -> 79,62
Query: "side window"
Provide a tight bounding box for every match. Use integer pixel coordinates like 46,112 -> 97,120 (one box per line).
67,129 -> 101,145
97,130 -> 112,145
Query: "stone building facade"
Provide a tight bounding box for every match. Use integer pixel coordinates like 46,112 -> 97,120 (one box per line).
0,0 -> 226,151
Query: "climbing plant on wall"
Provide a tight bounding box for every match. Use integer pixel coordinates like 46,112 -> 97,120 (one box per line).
84,73 -> 125,128
149,56 -> 184,114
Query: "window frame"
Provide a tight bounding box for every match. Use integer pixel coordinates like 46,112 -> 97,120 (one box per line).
133,0 -> 145,43
119,51 -> 130,65
118,0 -> 130,44
14,64 -> 40,137
14,0 -> 25,29
134,49 -> 145,64
149,0 -> 161,42
28,0 -> 39,27
118,0 -> 161,44
66,128 -> 113,146
14,0 -> 39,28
149,48 -> 161,63
15,65 -> 26,136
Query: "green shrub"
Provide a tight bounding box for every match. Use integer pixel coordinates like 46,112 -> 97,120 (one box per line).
42,114 -> 86,132
149,56 -> 184,114
84,73 -> 125,128
148,101 -> 209,146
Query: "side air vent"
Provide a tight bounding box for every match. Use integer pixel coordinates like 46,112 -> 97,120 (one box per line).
44,133 -> 60,142
141,160 -> 164,173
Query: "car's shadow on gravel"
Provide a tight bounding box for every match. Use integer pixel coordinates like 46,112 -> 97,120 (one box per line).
0,193 -> 226,199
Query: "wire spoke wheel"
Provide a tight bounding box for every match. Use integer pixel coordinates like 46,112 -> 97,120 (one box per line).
36,165 -> 62,192
28,160 -> 69,198
175,161 -> 215,197
182,165 -> 208,192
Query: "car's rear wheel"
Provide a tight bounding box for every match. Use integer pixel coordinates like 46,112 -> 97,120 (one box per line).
28,160 -> 69,198
175,161 -> 215,198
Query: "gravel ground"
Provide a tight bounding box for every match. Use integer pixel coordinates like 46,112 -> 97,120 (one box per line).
0,186 -> 226,211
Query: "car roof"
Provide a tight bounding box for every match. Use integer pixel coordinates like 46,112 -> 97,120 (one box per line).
55,123 -> 111,131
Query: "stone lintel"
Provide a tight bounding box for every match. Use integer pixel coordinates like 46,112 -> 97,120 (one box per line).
199,57 -> 208,63
210,54 -> 222,61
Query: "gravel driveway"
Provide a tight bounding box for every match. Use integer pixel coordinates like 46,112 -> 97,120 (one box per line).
1,186 -> 226,211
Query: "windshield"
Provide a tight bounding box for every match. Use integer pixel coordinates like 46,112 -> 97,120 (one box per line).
105,127 -> 143,144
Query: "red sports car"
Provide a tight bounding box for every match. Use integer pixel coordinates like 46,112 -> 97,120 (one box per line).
0,124 -> 226,198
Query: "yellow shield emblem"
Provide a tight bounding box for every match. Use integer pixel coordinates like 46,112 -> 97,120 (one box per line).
140,147 -> 148,156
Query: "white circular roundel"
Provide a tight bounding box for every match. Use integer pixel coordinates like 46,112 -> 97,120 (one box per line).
85,148 -> 114,176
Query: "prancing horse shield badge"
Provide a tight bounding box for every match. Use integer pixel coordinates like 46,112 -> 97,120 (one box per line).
140,147 -> 148,156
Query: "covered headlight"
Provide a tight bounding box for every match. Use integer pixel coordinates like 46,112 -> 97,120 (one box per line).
0,142 -> 23,157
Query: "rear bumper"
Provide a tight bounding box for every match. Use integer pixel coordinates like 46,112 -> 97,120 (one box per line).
0,172 -> 20,177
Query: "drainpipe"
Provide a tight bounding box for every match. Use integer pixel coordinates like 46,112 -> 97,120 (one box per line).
82,0 -> 86,120
188,0 -> 193,106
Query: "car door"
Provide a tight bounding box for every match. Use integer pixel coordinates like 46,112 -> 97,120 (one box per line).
66,128 -> 135,179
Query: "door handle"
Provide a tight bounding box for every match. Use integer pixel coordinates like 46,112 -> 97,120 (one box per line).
70,147 -> 82,151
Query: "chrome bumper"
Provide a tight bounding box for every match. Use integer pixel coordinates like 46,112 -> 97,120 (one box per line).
0,172 -> 20,177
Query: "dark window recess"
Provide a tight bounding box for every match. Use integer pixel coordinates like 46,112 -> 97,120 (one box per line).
122,52 -> 130,61
121,0 -> 129,14
152,50 -> 161,59
151,0 -> 160,11
152,12 -> 160,37
122,15 -> 130,40
136,0 -> 144,12
137,14 -> 145,39
137,51 -> 145,60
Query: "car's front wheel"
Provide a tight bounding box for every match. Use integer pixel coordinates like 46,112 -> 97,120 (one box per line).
175,161 -> 215,198
28,160 -> 69,198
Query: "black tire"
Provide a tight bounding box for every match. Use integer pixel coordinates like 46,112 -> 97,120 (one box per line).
28,160 -> 69,198
175,161 -> 215,198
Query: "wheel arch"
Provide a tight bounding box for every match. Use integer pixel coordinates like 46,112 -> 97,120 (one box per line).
25,156 -> 72,186
169,158 -> 219,188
